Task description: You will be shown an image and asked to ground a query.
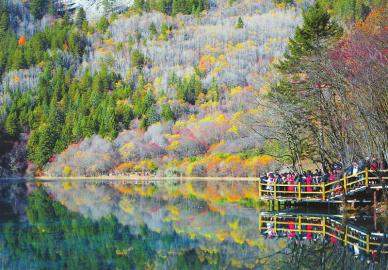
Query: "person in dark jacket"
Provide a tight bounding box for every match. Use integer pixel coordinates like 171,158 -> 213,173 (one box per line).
380,156 -> 387,170
345,164 -> 353,176
358,157 -> 369,171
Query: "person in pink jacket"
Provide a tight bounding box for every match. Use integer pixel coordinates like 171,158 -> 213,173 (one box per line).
287,173 -> 294,193
306,171 -> 313,193
329,170 -> 336,182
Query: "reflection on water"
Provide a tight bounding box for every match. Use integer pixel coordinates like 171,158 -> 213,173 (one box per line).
0,180 -> 386,269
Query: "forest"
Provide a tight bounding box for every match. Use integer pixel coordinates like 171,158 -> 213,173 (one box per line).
0,0 -> 386,177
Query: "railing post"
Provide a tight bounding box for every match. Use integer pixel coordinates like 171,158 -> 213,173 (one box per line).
258,181 -> 262,198
273,182 -> 277,200
298,216 -> 302,233
298,183 -> 301,201
365,169 -> 369,187
322,217 -> 325,235
321,182 -> 325,200
366,234 -> 370,253
343,175 -> 347,194
274,216 -> 277,233
258,214 -> 262,231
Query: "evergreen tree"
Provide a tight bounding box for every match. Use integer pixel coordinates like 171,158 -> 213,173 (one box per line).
171,0 -> 181,15
96,17 -> 109,33
176,74 -> 203,105
98,100 -> 117,139
27,124 -> 57,167
278,2 -> 342,72
4,110 -> 19,137
30,0 -> 48,19
206,79 -> 219,101
149,22 -> 158,37
360,3 -> 371,21
236,17 -> 244,29
143,91 -> 156,112
273,0 -> 293,5
0,11 -> 9,34
157,0 -> 171,14
75,8 -> 86,28
161,103 -> 175,121
11,48 -> 25,69
115,102 -> 133,128
142,105 -> 160,128
68,30 -> 86,56
134,0 -> 146,11
131,49 -> 145,70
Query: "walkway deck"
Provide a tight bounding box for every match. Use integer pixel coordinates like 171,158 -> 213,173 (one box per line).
258,169 -> 387,202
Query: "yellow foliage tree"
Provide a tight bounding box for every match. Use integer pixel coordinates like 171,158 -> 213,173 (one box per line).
63,165 -> 72,177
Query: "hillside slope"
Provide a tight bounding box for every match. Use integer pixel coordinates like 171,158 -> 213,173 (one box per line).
1,0 -> 386,177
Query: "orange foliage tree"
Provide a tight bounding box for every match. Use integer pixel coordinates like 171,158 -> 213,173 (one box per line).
18,36 -> 26,46
355,7 -> 386,36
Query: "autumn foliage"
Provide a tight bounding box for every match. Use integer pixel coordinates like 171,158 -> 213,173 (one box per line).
18,35 -> 26,46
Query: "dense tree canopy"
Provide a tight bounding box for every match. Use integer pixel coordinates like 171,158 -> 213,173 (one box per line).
134,0 -> 209,15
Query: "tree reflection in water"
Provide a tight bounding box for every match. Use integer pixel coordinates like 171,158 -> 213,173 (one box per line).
0,180 -> 386,269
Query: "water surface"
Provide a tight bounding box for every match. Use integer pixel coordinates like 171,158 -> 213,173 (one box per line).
0,180 -> 386,269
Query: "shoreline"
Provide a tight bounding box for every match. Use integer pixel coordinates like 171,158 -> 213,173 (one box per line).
33,175 -> 261,181
0,176 -> 262,182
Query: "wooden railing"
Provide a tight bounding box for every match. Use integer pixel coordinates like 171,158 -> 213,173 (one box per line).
258,169 -> 388,201
258,214 -> 388,254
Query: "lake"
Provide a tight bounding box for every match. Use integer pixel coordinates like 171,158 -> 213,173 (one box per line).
0,180 -> 386,269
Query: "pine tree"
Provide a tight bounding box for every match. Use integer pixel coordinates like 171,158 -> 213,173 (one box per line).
68,30 -> 86,56
11,48 -> 25,69
99,102 -> 117,139
116,102 -> 133,128
96,17 -> 109,33
161,103 -> 175,121
149,22 -> 158,38
142,105 -> 160,128
134,0 -> 145,11
207,78 -> 219,101
0,12 -> 9,34
278,2 -> 342,72
30,0 -> 48,19
171,0 -> 181,15
236,17 -> 244,29
131,49 -> 145,70
176,74 -> 203,105
4,111 -> 19,137
360,3 -> 371,21
27,123 -> 57,167
75,8 -> 86,28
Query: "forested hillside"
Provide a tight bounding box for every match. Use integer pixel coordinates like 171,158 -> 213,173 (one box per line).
0,0 -> 386,177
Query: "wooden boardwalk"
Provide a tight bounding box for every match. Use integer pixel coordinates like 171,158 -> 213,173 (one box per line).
259,169 -> 387,202
259,212 -> 388,255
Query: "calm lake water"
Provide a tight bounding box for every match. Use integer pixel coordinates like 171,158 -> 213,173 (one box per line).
0,180 -> 386,269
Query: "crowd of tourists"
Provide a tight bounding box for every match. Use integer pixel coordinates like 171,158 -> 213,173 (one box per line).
259,156 -> 387,192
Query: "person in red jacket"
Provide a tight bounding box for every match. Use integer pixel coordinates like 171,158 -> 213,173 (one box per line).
370,157 -> 378,171
287,173 -> 295,193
